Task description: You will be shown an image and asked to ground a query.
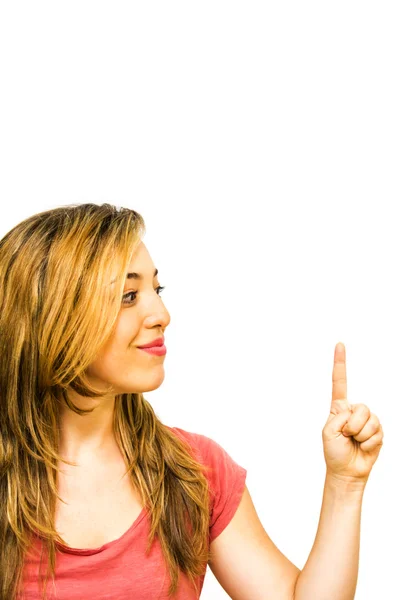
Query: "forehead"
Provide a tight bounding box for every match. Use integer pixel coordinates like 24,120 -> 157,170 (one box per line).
109,242 -> 157,287
126,242 -> 158,280
128,241 -> 153,269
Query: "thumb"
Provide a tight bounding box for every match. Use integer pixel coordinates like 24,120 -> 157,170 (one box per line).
323,407 -> 352,439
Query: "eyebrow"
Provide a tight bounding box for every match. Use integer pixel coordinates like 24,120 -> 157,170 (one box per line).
126,268 -> 158,281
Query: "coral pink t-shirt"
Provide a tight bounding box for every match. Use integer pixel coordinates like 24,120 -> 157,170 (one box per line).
20,426 -> 247,599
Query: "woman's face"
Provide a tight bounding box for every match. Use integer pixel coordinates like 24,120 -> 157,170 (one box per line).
86,241 -> 171,395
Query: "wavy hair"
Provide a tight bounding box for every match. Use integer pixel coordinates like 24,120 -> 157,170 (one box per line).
0,203 -> 212,599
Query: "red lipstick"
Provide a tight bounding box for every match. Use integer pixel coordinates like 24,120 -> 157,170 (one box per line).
137,337 -> 167,356
137,337 -> 164,349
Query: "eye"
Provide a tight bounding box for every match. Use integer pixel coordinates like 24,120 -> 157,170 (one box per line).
122,285 -> 166,306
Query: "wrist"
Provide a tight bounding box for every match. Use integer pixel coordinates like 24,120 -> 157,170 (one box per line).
325,471 -> 368,494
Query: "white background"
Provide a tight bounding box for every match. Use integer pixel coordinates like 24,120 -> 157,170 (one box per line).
1,2 -> 399,598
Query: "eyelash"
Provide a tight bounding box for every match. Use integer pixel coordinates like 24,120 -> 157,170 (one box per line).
122,285 -> 166,306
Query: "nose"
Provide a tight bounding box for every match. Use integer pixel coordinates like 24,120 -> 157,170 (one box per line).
144,296 -> 171,330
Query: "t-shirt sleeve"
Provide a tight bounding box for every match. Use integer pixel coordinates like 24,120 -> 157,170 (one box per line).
205,435 -> 247,544
170,427 -> 247,545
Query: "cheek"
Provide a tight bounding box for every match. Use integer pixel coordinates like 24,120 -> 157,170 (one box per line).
85,313 -> 145,380
86,334 -> 134,380
116,311 -> 141,346
87,348 -> 133,385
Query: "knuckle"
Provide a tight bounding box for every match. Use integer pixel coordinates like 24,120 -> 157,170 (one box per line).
369,414 -> 380,431
352,403 -> 371,416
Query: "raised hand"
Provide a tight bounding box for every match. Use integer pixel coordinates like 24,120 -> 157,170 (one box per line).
322,342 -> 384,485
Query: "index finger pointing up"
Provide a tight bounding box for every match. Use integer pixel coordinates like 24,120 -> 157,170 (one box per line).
332,342 -> 347,403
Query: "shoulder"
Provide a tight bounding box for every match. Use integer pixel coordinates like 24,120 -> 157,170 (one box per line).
165,425 -> 238,467
165,425 -> 247,543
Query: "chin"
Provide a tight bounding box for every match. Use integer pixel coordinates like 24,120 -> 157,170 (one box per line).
119,372 -> 166,395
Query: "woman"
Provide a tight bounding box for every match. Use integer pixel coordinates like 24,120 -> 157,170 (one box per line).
0,203 -> 383,599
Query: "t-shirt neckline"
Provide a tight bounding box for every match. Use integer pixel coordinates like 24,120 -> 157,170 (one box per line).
55,506 -> 148,555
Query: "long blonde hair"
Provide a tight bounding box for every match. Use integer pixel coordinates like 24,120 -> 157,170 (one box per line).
0,203 -> 212,599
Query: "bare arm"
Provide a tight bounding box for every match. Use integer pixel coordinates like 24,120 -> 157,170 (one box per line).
209,343 -> 382,600
293,473 -> 365,600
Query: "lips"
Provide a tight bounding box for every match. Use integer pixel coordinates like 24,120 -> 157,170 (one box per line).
137,337 -> 165,349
